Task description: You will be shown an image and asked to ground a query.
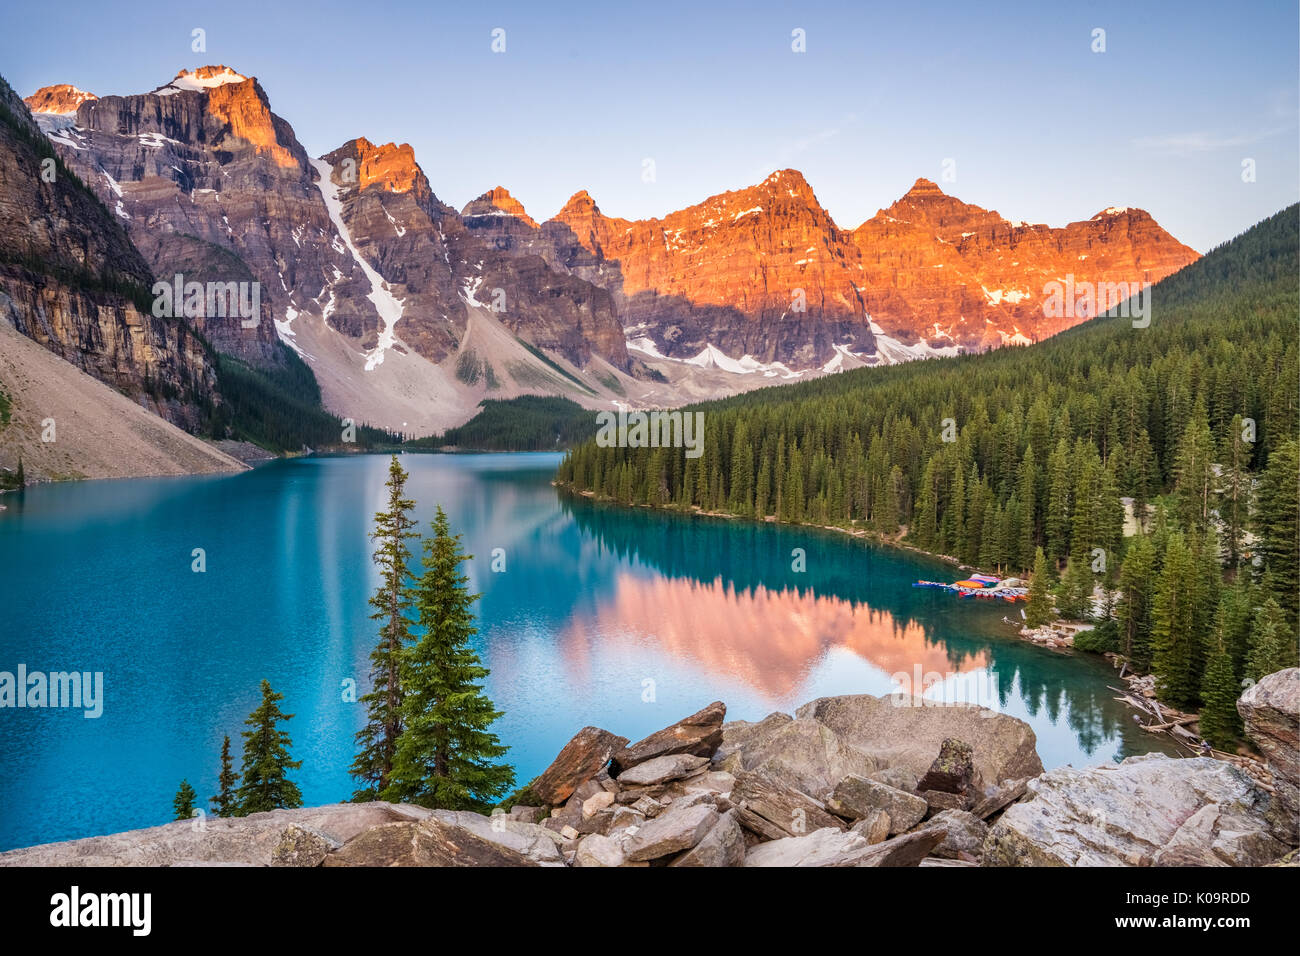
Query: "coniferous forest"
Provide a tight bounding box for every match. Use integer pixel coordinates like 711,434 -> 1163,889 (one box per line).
558,206 -> 1300,741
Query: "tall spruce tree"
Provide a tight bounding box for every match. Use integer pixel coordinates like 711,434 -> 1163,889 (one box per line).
1255,440 -> 1299,621
351,455 -> 418,801
173,779 -> 197,821
210,734 -> 239,818
1055,555 -> 1094,621
382,507 -> 514,811
1246,596 -> 1297,682
1025,548 -> 1054,627
1199,617 -> 1242,750
235,680 -> 302,815
1151,533 -> 1202,708
1117,535 -> 1157,669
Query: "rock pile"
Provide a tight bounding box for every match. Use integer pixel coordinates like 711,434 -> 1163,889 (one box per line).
4,680 -> 1296,867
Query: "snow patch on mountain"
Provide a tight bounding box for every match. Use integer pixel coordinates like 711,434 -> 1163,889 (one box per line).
310,156 -> 404,371
154,67 -> 248,96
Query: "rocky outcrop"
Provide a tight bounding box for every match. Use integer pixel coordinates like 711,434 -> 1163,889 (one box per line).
795,693 -> 1044,791
982,754 -> 1290,866
5,694 -> 1293,868
611,700 -> 726,772
528,726 -> 629,805
1238,668 -> 1299,827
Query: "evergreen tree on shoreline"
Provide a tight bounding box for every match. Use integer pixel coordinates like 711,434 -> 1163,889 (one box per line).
235,680 -> 302,815
382,506 -> 514,811
210,734 -> 239,818
1025,548 -> 1054,627
173,780 -> 197,821
351,455 -> 418,801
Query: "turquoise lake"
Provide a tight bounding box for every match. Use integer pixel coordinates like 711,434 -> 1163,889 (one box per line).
0,452 -> 1174,851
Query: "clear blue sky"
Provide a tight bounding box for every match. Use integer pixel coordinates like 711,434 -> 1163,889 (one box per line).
3,0 -> 1296,251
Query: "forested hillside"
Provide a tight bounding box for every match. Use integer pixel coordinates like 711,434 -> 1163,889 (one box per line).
558,206 -> 1300,738
410,396 -> 597,451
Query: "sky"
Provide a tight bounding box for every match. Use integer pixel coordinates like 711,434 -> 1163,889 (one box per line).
2,0 -> 1296,252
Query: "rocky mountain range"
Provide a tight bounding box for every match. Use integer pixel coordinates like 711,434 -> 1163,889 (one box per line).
11,64 -> 1201,436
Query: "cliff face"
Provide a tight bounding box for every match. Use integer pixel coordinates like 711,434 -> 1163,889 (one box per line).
0,76 -> 215,430
37,67 -> 353,364
19,66 -> 1202,417
851,179 -> 1202,347
319,140 -> 629,370
545,172 -> 1200,363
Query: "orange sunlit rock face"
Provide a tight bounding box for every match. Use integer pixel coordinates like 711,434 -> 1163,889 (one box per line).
548,172 -> 1200,351
561,572 -> 987,703
205,77 -> 298,169
353,137 -> 423,195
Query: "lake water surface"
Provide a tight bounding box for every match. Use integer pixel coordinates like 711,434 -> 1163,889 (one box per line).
0,453 -> 1173,850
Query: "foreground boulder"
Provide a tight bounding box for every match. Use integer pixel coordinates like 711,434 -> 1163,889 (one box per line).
615,753 -> 710,786
916,738 -> 975,796
612,701 -> 726,773
983,753 -> 1290,866
731,770 -> 845,839
797,694 -> 1043,791
915,810 -> 988,861
529,726 -> 629,805
715,716 -> 878,799
744,827 -> 944,867
1237,668 -> 1299,828
623,803 -> 719,861
325,816 -> 548,867
0,802 -> 428,867
826,775 -> 927,833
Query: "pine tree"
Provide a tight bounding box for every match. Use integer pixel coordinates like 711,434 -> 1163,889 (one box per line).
383,507 -> 514,811
351,455 -> 418,801
1171,400 -> 1214,537
1117,535 -> 1157,669
1151,534 -> 1201,708
1246,597 -> 1298,682
235,679 -> 303,815
1199,626 -> 1242,750
1025,548 -> 1054,627
1255,440 -> 1299,621
1055,555 -> 1094,621
210,734 -> 239,818
1220,414 -> 1253,568
173,779 -> 197,821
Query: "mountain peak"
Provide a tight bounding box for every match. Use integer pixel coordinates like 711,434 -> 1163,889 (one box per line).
560,189 -> 597,212
342,138 -> 422,194
1090,205 -> 1151,222
24,84 -> 97,115
461,186 -> 538,227
904,177 -> 946,198
153,66 -> 249,96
